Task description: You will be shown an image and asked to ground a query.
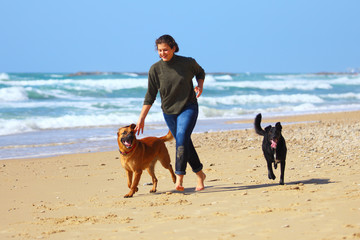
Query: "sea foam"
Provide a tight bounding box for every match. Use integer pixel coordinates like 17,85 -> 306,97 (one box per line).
0,73 -> 10,80
0,87 -> 29,102
199,94 -> 324,105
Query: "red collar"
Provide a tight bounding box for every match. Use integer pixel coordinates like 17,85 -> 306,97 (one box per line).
119,142 -> 137,156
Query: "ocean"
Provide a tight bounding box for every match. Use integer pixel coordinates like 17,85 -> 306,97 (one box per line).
1,72 -> 359,160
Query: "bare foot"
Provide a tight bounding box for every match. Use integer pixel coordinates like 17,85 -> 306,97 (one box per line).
175,174 -> 184,191
176,185 -> 185,191
195,170 -> 206,191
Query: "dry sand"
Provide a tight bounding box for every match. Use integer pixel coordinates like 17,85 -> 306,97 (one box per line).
1,111 -> 359,240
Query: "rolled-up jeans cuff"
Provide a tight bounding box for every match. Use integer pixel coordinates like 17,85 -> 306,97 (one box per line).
175,171 -> 186,175
192,164 -> 203,173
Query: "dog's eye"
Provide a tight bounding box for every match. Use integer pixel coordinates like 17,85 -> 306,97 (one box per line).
122,131 -> 127,135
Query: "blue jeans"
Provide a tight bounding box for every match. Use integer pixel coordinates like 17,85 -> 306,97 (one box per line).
163,103 -> 203,175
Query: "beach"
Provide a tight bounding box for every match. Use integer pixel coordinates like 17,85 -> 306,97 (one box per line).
1,111 -> 360,240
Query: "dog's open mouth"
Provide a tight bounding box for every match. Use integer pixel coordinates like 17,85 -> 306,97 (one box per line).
121,138 -> 133,149
271,139 -> 277,149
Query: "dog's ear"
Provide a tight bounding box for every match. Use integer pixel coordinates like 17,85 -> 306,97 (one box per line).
275,122 -> 282,130
265,125 -> 272,132
130,124 -> 136,130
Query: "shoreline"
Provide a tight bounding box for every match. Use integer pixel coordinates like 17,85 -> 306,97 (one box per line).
1,111 -> 359,239
2,110 -> 360,161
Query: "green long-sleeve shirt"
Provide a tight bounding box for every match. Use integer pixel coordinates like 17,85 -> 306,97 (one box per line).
144,54 -> 205,114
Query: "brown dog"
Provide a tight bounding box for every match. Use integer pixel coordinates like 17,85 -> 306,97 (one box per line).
117,124 -> 176,198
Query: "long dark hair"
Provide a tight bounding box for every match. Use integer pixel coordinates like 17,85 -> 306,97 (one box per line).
155,34 -> 179,52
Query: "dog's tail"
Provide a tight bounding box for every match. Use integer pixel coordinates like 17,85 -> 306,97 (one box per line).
254,113 -> 266,136
160,130 -> 174,142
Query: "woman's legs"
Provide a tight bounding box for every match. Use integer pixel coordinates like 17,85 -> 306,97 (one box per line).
163,104 -> 205,190
163,112 -> 185,190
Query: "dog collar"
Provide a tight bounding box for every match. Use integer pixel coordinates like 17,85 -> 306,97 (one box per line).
119,142 -> 137,156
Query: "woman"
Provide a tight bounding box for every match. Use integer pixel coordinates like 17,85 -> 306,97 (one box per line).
135,34 -> 206,191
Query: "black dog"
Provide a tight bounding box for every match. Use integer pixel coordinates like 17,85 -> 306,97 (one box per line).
254,113 -> 287,185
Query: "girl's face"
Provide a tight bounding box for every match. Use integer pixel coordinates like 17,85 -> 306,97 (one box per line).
157,43 -> 176,61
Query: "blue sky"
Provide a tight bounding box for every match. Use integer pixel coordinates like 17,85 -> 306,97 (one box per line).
1,0 -> 359,73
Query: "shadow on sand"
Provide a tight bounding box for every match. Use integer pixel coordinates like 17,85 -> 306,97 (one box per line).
156,178 -> 334,195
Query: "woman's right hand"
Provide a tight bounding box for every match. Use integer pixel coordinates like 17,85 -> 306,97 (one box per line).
135,105 -> 152,135
135,118 -> 145,135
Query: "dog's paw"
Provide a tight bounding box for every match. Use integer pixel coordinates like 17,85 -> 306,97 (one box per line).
149,189 -> 157,193
124,191 -> 135,198
279,180 -> 284,185
268,173 -> 276,180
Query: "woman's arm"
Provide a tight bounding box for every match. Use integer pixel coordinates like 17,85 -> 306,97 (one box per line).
135,104 -> 152,135
194,79 -> 204,98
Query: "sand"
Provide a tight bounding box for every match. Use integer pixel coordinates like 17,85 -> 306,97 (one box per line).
1,111 -> 359,240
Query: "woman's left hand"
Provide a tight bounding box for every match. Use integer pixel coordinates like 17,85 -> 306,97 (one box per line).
194,79 -> 204,98
194,86 -> 203,98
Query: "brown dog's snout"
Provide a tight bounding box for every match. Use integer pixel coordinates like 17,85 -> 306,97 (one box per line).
117,124 -> 137,150
121,132 -> 135,149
